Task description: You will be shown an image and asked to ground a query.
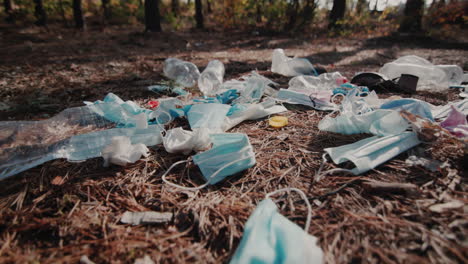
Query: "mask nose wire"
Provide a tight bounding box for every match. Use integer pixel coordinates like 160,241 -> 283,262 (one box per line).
266,187 -> 312,232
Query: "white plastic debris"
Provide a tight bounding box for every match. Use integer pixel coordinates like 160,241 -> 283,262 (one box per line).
162,127 -> 212,155
101,136 -> 150,167
436,65 -> 464,86
379,55 -> 449,92
271,49 -> 316,77
80,256 -> 95,264
405,155 -> 441,172
198,60 -> 225,96
163,58 -> 200,87
288,72 -> 345,94
134,255 -> 155,264
121,211 -> 173,225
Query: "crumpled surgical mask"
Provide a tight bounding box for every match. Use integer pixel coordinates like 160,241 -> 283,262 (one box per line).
162,127 -> 212,155
222,99 -> 288,131
186,103 -> 231,132
276,89 -> 337,111
85,93 -> 153,128
320,131 -> 420,175
101,136 -> 150,166
380,98 -> 434,121
162,133 -> 256,190
318,109 -> 409,136
230,188 -> 323,264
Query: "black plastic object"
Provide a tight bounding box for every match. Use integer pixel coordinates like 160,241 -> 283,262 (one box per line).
398,74 -> 419,94
351,72 -> 418,94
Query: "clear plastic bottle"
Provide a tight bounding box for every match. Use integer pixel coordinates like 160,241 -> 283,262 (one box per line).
198,60 -> 225,96
163,58 -> 200,87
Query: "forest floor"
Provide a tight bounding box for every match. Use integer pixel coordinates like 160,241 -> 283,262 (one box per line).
0,24 -> 467,263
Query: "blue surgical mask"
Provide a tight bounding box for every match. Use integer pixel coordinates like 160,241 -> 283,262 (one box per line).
85,93 -> 153,127
186,103 -> 231,131
276,89 -> 337,111
380,98 -> 434,121
319,109 -> 409,136
323,131 -> 420,175
162,133 -> 256,190
230,188 -> 323,264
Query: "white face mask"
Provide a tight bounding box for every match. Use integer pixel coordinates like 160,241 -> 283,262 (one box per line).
322,132 -> 421,175
162,127 -> 212,155
101,136 -> 150,167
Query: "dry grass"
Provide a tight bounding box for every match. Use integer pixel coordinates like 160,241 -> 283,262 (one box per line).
0,27 -> 467,264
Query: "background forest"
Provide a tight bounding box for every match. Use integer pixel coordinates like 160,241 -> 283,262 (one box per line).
1,0 -> 467,38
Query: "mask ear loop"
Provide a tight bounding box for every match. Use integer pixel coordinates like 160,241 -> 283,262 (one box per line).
154,110 -> 171,135
266,187 -> 312,231
314,153 -> 354,182
162,151 -> 254,191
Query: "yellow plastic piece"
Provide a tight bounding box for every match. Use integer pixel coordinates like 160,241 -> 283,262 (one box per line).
269,116 -> 288,128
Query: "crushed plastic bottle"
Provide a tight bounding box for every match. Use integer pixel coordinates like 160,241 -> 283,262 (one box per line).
163,58 -> 200,87
198,60 -> 225,96
435,65 -> 464,86
379,55 -> 449,92
271,49 -> 318,77
288,72 -> 345,95
0,105 -> 163,179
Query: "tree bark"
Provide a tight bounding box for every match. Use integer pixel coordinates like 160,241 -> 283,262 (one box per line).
195,0 -> 204,29
206,0 -> 212,14
298,0 -> 316,29
355,0 -> 367,14
33,0 -> 47,26
329,0 -> 346,29
171,0 -> 178,16
399,0 -> 424,32
73,0 -> 85,29
145,0 -> 161,32
102,0 -> 111,21
285,0 -> 299,30
4,0 -> 14,22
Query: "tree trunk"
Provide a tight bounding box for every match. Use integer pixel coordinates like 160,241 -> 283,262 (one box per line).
102,0 -> 111,21
73,0 -> 85,29
329,0 -> 346,29
4,0 -> 14,22
145,0 -> 161,32
33,0 -> 47,26
58,0 -> 68,25
256,0 -> 262,23
355,0 -> 367,14
298,0 -> 316,29
195,0 -> 204,29
171,0 -> 178,16
399,0 -> 424,32
285,0 -> 299,30
206,0 -> 212,14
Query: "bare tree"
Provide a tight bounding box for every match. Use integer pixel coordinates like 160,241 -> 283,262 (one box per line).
102,0 -> 111,21
73,0 -> 85,29
399,0 -> 424,32
3,0 -> 14,22
329,0 -> 346,29
145,0 -> 161,32
285,0 -> 299,30
298,0 -> 317,29
171,0 -> 178,16
355,0 -> 367,14
33,0 -> 47,26
195,0 -> 204,29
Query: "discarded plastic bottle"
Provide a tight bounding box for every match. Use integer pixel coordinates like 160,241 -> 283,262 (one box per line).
163,58 -> 200,87
198,60 -> 225,96
436,65 -> 464,86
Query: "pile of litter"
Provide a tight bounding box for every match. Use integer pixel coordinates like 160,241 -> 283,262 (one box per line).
0,51 -> 466,263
